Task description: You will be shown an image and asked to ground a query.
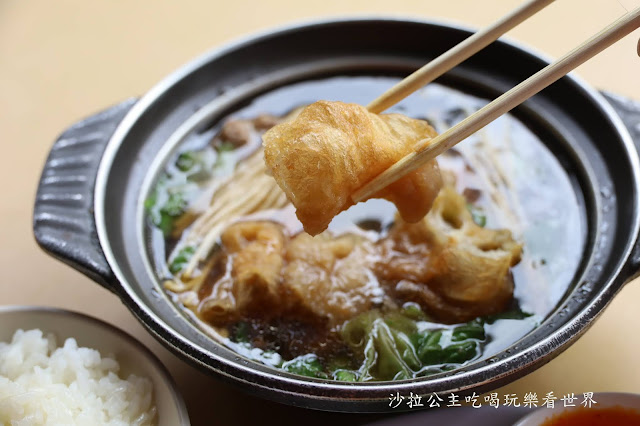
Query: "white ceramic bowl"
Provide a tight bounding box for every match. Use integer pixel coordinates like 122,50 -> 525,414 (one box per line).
513,392 -> 640,425
0,306 -> 190,425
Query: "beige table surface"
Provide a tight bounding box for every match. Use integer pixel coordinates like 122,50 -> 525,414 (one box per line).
2,0 -> 640,424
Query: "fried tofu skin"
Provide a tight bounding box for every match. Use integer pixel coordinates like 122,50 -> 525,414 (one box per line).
283,233 -> 386,327
198,184 -> 522,327
198,221 -> 388,327
377,186 -> 522,323
263,101 -> 442,236
198,221 -> 286,323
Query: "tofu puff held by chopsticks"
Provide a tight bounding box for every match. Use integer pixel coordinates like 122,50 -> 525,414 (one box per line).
262,101 -> 442,236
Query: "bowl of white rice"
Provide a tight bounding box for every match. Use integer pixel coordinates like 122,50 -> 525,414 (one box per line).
0,306 -> 190,425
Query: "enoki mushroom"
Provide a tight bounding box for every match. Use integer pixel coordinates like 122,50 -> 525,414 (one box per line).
176,148 -> 288,281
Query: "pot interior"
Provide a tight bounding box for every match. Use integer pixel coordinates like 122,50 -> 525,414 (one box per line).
96,19 -> 638,410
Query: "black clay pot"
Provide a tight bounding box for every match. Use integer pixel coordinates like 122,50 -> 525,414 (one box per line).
33,18 -> 640,412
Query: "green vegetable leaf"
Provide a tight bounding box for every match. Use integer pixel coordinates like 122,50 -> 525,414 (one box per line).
417,343 -> 444,365
384,311 -> 418,336
373,320 -> 414,380
483,306 -> 533,324
149,191 -> 189,237
333,369 -> 358,381
176,151 -> 198,172
282,354 -> 327,379
155,213 -> 175,237
415,331 -> 444,364
451,321 -> 486,342
342,311 -> 421,381
161,192 -> 187,217
467,203 -> 487,227
441,341 -> 478,364
414,330 -> 442,349
401,302 -> 427,321
169,246 -> 196,275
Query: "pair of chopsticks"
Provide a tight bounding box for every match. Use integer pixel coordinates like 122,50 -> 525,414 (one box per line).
353,1 -> 640,203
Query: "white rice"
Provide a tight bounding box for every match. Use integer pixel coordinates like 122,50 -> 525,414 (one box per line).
0,329 -> 156,425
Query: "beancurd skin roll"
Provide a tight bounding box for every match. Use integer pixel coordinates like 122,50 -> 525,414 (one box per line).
263,101 -> 442,235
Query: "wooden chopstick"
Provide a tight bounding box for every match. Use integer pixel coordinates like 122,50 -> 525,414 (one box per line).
353,7 -> 640,203
366,0 -> 556,114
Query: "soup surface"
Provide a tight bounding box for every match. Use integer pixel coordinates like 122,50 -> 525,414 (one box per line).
145,76 -> 585,381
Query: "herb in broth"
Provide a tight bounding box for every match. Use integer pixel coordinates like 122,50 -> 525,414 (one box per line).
168,246 -> 195,274
146,178 -> 191,237
175,152 -> 198,172
282,354 -> 328,379
483,305 -> 533,324
146,145 -> 235,238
